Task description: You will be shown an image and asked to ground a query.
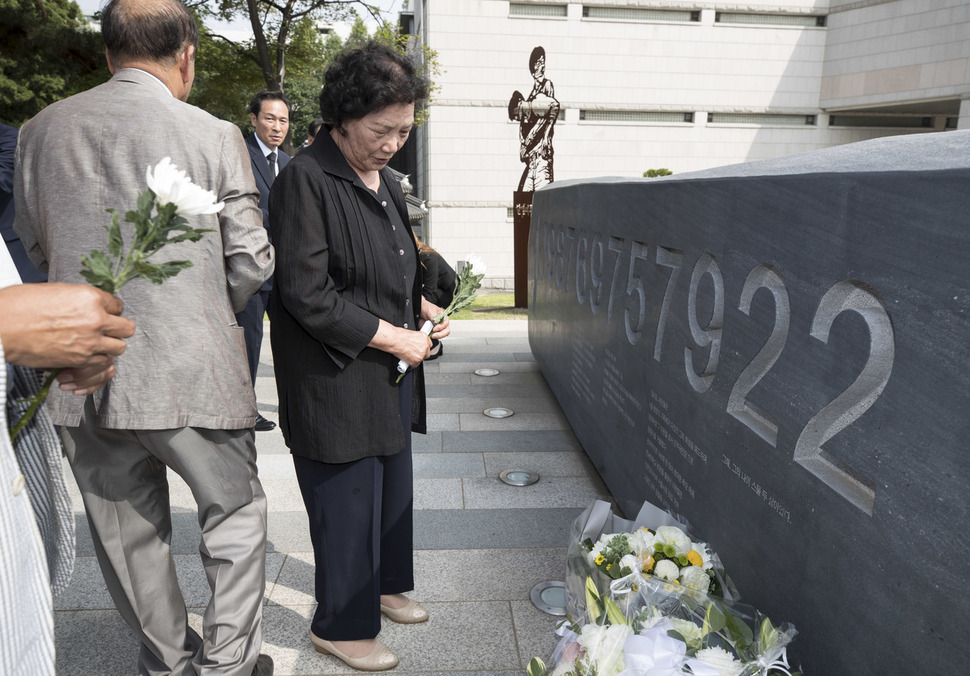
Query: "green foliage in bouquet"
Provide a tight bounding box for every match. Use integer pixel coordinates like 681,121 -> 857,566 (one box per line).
432,254 -> 487,323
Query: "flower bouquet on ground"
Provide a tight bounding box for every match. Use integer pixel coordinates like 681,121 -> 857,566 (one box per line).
566,500 -> 736,619
396,254 -> 486,379
529,577 -> 799,676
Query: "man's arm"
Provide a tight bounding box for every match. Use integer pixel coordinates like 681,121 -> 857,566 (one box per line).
219,126 -> 275,312
0,283 -> 135,395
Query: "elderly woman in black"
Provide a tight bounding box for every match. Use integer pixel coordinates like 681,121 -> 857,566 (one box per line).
268,42 -> 449,671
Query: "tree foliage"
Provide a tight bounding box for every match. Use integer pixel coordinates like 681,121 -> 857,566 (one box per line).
0,0 -> 110,125
190,2 -> 441,152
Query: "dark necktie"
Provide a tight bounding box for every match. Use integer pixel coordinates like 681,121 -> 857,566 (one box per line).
266,151 -> 276,175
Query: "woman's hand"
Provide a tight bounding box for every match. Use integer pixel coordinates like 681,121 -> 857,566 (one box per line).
369,319 -> 431,368
421,298 -> 451,340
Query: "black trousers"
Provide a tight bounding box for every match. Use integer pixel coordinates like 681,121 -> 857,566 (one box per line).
293,373 -> 415,640
235,287 -> 271,385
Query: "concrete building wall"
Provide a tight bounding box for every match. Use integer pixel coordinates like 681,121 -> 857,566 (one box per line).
410,0 -> 969,288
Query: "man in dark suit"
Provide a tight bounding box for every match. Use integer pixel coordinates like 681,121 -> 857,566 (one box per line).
0,123 -> 45,282
239,90 -> 291,431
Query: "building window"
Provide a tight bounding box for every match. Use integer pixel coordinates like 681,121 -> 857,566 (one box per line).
580,110 -> 694,123
829,115 -> 933,128
715,12 -> 826,27
582,6 -> 700,23
708,113 -> 817,126
510,3 -> 568,18
946,117 -> 959,129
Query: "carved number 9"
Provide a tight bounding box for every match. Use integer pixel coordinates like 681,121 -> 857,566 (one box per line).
575,233 -> 589,305
793,281 -> 893,516
684,253 -> 724,393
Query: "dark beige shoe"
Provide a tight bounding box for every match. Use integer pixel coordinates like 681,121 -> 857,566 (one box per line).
380,596 -> 429,624
310,633 -> 399,671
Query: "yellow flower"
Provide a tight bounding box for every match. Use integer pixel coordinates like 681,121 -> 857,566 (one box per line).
687,550 -> 703,567
606,563 -> 612,571
595,554 -> 606,565
642,555 -> 655,573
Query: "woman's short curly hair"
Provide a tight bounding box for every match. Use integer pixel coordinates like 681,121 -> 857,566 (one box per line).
320,41 -> 430,130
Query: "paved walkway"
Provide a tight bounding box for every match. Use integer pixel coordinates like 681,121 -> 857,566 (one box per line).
54,319 -> 612,674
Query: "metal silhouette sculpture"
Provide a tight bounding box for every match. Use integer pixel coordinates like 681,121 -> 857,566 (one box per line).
509,46 -> 560,192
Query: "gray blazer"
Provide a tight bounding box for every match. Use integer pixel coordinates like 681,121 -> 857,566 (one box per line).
13,68 -> 274,430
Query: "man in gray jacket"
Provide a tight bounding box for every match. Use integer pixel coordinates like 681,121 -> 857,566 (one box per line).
13,1 -> 275,674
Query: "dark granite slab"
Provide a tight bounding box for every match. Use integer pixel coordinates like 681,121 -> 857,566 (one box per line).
528,130 -> 970,673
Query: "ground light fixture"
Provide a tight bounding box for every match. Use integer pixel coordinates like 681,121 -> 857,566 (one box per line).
498,469 -> 539,486
483,407 -> 513,418
530,580 -> 567,616
474,368 -> 500,377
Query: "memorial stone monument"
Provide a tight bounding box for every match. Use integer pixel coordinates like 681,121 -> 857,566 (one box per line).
528,131 -> 970,673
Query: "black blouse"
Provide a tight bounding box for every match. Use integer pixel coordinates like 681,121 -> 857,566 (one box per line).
267,129 -> 426,463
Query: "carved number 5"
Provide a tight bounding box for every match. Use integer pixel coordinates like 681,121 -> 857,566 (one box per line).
793,281 -> 894,516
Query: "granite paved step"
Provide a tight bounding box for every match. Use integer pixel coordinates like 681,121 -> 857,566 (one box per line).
54,319 -> 612,674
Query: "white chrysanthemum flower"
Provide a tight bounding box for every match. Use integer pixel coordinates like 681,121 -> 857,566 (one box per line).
680,565 -> 712,592
628,527 -> 657,556
146,157 -> 224,216
578,623 -> 633,676
464,254 -> 487,277
654,526 -> 692,555
654,559 -> 680,582
668,618 -> 704,650
691,646 -> 743,676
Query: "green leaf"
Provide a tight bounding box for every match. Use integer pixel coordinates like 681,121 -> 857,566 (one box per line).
704,602 -> 727,635
585,576 -> 602,623
526,657 -> 548,676
130,259 -> 193,285
80,249 -> 118,292
760,617 -> 779,649
106,209 -> 123,257
723,610 -> 754,649
137,188 -> 156,215
604,596 -> 626,626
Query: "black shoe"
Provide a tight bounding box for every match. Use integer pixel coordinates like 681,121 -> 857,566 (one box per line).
254,414 -> 277,432
252,654 -> 274,675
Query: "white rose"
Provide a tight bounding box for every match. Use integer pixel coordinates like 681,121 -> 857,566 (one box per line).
464,254 -> 487,277
680,565 -> 712,592
628,527 -> 657,557
619,554 -> 638,574
654,559 -> 680,582
146,157 -> 224,216
689,646 -> 743,676
654,526 -> 692,555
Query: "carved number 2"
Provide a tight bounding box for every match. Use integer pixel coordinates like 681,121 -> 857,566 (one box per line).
793,281 -> 894,516
727,264 -> 790,447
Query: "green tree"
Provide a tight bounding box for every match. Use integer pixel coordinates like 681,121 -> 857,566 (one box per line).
0,0 -> 110,124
